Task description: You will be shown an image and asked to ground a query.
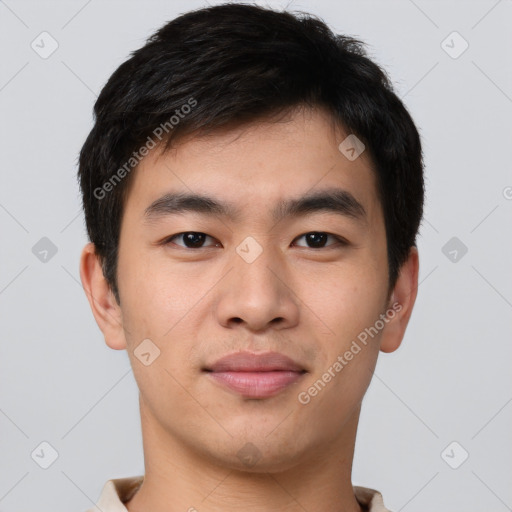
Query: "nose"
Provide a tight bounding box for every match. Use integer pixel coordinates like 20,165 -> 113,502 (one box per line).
214,242 -> 300,333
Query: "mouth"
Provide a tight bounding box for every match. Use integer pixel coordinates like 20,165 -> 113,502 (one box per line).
203,351 -> 308,399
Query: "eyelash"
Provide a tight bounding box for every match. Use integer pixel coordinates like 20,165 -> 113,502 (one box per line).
162,231 -> 348,250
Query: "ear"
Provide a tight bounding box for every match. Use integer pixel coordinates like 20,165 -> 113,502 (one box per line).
379,246 -> 419,353
79,242 -> 127,350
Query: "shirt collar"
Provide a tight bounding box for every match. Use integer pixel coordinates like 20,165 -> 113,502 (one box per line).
86,476 -> 392,512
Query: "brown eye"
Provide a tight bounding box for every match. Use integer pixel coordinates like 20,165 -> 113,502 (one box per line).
293,232 -> 347,248
165,232 -> 220,249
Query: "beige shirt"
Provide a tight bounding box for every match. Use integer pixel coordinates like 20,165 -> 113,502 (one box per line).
85,476 -> 392,512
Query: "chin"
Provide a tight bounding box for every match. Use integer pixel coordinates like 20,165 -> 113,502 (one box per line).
196,429 -> 312,474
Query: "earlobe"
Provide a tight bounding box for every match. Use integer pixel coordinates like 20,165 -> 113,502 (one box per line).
79,242 -> 127,350
379,246 -> 419,354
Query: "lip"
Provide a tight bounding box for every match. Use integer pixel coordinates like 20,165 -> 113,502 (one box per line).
203,351 -> 307,399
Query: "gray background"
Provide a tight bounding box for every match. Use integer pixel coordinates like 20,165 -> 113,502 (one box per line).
1,0 -> 511,510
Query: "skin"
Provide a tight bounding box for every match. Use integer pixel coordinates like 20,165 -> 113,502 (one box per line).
80,106 -> 419,512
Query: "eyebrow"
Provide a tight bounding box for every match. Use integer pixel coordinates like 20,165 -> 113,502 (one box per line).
144,188 -> 367,225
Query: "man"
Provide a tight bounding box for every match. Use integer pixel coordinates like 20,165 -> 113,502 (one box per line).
78,3 -> 423,511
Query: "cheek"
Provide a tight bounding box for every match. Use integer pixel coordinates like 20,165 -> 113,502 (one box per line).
117,247 -> 213,383
305,260 -> 387,340
117,241 -> 182,325
298,270 -> 384,423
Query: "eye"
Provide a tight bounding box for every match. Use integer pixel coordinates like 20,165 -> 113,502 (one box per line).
293,232 -> 347,249
162,231 -> 347,250
164,232 -> 221,249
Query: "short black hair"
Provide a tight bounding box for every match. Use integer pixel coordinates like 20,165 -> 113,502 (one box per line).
78,2 -> 424,305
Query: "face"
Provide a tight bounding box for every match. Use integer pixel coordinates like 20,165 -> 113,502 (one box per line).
83,107 -> 416,472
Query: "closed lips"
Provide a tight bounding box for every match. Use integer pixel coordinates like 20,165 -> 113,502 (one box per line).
203,352 -> 307,399
203,351 -> 307,373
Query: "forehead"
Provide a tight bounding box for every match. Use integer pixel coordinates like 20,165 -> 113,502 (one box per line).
123,108 -> 382,228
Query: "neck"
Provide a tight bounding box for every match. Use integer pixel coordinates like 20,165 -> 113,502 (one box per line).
126,397 -> 363,512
